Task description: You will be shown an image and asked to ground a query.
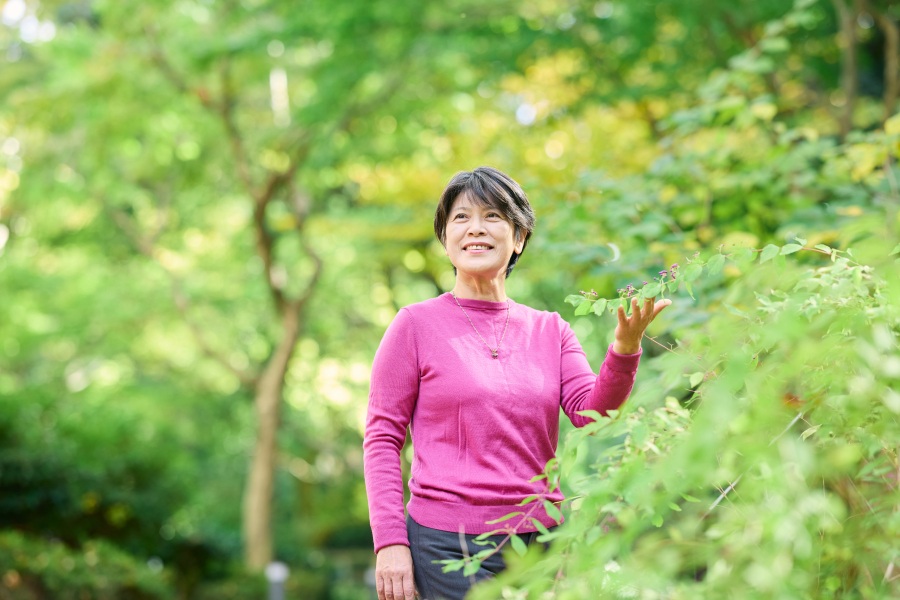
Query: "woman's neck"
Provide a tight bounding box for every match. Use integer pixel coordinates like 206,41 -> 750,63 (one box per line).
451,275 -> 507,302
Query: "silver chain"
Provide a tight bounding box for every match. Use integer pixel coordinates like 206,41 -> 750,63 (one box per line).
451,292 -> 510,359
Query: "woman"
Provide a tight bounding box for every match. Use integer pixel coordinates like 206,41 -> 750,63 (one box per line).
364,167 -> 669,600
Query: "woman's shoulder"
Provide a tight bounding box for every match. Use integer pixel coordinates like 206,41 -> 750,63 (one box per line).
400,293 -> 453,316
513,300 -> 571,332
513,300 -> 563,319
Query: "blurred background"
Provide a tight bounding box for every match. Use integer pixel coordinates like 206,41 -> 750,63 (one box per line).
1,0 -> 898,598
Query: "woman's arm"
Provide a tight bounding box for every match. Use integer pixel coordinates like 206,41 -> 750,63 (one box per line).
363,309 -> 420,552
559,297 -> 670,426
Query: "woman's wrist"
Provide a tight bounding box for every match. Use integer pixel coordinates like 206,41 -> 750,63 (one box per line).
612,339 -> 641,355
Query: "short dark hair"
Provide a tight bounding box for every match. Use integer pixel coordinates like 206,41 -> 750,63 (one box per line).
434,167 -> 536,278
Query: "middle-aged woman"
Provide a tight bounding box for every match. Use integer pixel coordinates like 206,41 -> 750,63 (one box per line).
364,166 -> 670,600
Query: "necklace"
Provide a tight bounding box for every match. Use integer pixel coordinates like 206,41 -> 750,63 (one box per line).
451,292 -> 510,359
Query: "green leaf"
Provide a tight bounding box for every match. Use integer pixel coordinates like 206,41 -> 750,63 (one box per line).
681,493 -> 701,503
891,243 -> 900,256
780,243 -> 803,255
543,500 -> 562,523
707,254 -> 726,275
651,514 -> 663,527
530,518 -> 551,536
440,559 -> 466,573
509,534 -> 527,557
666,279 -> 679,292
794,236 -> 808,245
591,298 -> 608,316
518,495 -> 539,506
668,502 -> 682,512
800,424 -> 821,440
485,511 -> 523,525
684,281 -> 694,299
759,244 -> 780,263
733,247 -> 756,264
814,243 -> 832,254
682,264 -> 703,282
463,560 -> 481,577
724,303 -> 750,318
689,372 -> 705,388
564,294 -> 585,307
574,300 -> 594,316
642,283 -> 661,298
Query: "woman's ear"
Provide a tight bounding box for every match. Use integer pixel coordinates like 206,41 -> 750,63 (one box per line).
514,229 -> 525,254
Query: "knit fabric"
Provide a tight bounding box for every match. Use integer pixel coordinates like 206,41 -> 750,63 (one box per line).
363,293 -> 641,553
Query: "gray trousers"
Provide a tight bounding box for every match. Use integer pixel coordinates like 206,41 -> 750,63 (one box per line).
406,514 -> 548,600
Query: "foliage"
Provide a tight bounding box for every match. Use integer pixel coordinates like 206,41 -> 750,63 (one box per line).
449,239 -> 900,598
0,530 -> 173,599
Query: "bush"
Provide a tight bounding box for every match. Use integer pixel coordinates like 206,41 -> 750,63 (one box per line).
0,530 -> 173,599
469,241 -> 900,599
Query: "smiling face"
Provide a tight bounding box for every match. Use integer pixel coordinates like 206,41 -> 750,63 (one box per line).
444,192 -> 524,282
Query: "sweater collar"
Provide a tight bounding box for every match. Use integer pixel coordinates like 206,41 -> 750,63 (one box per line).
442,292 -> 514,311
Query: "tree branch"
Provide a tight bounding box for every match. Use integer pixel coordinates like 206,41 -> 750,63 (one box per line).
103,199 -> 257,388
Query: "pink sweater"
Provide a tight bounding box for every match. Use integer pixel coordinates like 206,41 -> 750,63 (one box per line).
363,293 -> 641,553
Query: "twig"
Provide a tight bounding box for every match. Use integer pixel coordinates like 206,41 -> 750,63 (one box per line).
702,475 -> 743,519
769,412 -> 805,446
457,527 -> 476,587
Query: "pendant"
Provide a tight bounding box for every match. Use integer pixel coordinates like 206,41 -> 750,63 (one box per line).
491,350 -> 499,359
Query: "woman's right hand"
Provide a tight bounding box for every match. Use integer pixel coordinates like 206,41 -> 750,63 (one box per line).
375,544 -> 416,600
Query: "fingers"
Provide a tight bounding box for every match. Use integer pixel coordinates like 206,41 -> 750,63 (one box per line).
391,575 -> 405,600
622,297 -> 672,324
652,298 -> 672,319
403,574 -> 416,599
379,574 -> 414,600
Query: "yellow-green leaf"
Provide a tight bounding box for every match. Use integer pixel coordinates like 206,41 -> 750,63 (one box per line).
485,511 -> 523,525
575,300 -> 594,316
707,254 -> 726,274
759,244 -> 780,263
509,534 -> 527,557
543,500 -> 562,522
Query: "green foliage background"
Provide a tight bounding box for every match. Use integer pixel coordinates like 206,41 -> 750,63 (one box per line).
1,0 -> 899,597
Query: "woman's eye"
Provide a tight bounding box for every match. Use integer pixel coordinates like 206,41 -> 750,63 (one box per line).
453,213 -> 467,220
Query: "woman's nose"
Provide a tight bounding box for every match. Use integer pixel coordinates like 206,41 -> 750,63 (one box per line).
467,216 -> 486,234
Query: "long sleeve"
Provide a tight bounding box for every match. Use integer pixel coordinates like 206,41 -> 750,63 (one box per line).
558,318 -> 641,428
363,309 -> 420,553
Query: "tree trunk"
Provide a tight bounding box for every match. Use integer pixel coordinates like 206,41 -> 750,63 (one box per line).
242,307 -> 301,569
832,0 -> 862,140
873,8 -> 899,121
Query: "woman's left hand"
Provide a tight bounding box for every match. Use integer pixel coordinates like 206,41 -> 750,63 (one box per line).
612,297 -> 671,355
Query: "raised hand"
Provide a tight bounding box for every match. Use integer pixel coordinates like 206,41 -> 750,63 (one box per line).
613,297 -> 671,355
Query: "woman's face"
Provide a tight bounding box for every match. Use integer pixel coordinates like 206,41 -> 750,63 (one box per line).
444,193 -> 524,281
